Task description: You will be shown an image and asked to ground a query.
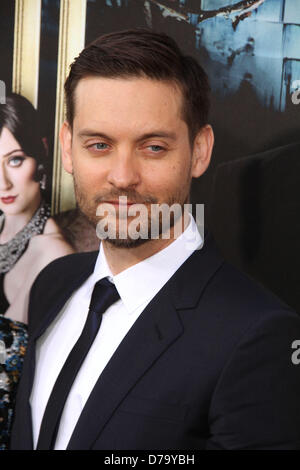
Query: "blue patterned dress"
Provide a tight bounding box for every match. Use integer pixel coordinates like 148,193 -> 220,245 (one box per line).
0,315 -> 28,450
0,202 -> 50,449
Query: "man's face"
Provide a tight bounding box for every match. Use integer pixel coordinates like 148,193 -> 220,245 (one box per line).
61,76 -> 212,247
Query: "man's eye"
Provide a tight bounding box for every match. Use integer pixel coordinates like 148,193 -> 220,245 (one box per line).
8,156 -> 25,167
148,145 -> 164,152
92,143 -> 109,150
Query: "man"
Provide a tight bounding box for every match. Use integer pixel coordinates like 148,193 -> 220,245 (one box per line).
11,29 -> 300,450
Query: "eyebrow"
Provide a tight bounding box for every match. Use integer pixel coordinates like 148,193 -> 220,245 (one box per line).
77,129 -> 177,143
1,149 -> 24,158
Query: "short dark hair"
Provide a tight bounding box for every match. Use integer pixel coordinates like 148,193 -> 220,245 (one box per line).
0,93 -> 47,171
64,28 -> 210,144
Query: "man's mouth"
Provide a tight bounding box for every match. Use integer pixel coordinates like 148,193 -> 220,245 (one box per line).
104,200 -> 136,206
1,196 -> 17,204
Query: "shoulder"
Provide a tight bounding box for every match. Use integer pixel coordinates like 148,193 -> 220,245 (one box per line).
42,217 -> 61,235
200,254 -> 297,330
191,232 -> 294,319
183,234 -> 299,356
28,252 -> 98,328
32,250 -> 98,286
29,217 -> 74,259
27,250 -> 98,331
193,254 -> 300,375
31,217 -> 67,245
29,250 -> 98,300
209,259 -> 292,315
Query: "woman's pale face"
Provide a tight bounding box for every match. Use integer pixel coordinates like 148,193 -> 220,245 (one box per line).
0,127 -> 41,217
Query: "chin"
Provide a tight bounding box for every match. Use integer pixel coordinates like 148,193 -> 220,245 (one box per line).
0,200 -> 33,217
103,236 -> 151,249
0,205 -> 20,216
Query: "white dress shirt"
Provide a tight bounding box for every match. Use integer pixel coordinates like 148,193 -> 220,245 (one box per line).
30,214 -> 203,449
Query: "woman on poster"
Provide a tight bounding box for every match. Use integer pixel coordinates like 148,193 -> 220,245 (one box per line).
0,93 -> 74,449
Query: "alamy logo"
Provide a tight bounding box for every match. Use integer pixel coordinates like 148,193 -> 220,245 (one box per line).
0,81 -> 6,104
95,197 -> 204,249
291,80 -> 300,105
291,340 -> 300,365
0,340 -> 6,364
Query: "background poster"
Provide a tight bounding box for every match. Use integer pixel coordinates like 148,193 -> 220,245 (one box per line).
0,0 -> 299,310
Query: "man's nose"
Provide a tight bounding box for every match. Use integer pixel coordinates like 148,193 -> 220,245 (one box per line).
107,150 -> 140,189
0,164 -> 12,191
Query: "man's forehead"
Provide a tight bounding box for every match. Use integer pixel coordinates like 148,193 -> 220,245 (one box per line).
75,74 -> 181,92
73,76 -> 184,116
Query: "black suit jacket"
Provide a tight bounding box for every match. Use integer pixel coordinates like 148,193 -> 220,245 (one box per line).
10,232 -> 300,449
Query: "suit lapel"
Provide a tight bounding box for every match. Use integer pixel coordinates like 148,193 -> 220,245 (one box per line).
22,253 -> 97,449
30,255 -> 97,343
67,232 -> 224,449
67,287 -> 182,450
11,252 -> 99,449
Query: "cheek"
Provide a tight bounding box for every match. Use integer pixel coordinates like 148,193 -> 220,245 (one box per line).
76,168 -> 103,190
143,161 -> 187,192
14,167 -> 39,194
73,159 -> 107,189
21,179 -> 40,198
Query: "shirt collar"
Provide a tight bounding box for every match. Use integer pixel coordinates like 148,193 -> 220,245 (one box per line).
92,214 -> 203,315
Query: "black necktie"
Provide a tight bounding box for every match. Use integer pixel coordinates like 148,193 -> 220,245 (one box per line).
36,277 -> 120,450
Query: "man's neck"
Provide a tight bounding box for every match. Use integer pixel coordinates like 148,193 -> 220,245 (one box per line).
102,214 -> 189,276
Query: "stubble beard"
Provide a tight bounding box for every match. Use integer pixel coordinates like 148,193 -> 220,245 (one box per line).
73,175 -> 191,249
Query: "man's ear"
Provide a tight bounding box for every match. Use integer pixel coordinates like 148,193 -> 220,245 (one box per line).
60,121 -> 73,175
191,125 -> 214,178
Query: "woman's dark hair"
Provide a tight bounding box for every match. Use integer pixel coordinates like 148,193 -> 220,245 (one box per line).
65,28 -> 210,145
0,93 -> 47,180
